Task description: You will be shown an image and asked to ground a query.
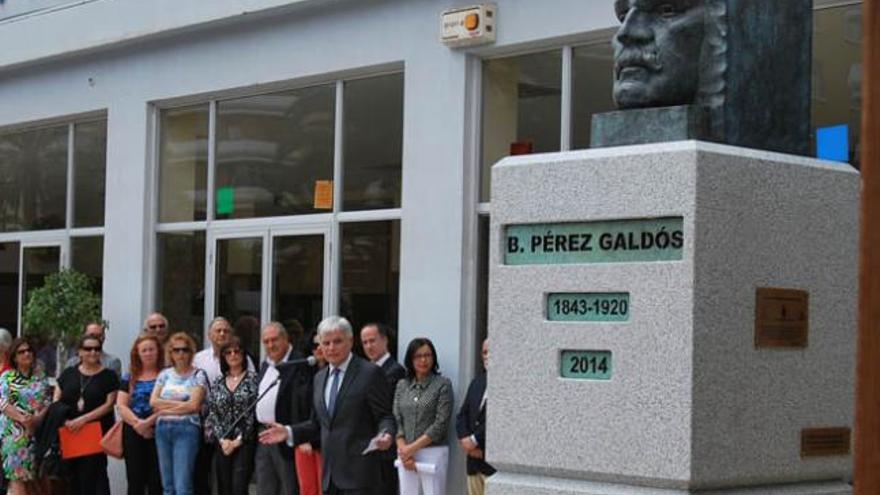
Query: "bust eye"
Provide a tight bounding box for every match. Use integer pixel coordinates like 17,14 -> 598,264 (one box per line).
658,4 -> 678,17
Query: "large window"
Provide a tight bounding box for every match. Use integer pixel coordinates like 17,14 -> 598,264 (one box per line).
812,2 -> 863,168
155,73 -> 403,350
0,118 -> 107,336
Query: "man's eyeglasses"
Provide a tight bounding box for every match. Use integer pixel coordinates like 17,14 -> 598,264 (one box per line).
171,347 -> 191,354
81,346 -> 102,353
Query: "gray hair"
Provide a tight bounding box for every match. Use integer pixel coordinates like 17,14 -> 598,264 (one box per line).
208,316 -> 231,330
261,321 -> 289,339
317,316 -> 353,338
0,328 -> 11,353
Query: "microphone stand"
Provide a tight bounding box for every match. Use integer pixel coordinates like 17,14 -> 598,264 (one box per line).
217,375 -> 280,441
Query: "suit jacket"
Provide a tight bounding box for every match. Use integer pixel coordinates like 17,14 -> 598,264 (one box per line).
292,354 -> 396,492
258,349 -> 314,456
456,372 -> 495,476
379,357 -> 406,393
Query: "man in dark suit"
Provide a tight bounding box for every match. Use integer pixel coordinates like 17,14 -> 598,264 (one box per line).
255,321 -> 315,495
261,316 -> 396,495
360,323 -> 406,390
456,339 -> 495,495
360,323 -> 405,494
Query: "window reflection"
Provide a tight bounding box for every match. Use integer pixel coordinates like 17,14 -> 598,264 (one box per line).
571,41 -> 616,150
216,86 -> 335,219
340,221 -> 400,333
812,4 -> 862,167
0,242 -> 19,333
481,50 -> 562,201
343,74 -> 404,211
156,232 -> 206,348
158,105 -> 209,223
73,121 -> 107,227
71,236 -> 104,299
0,125 -> 68,231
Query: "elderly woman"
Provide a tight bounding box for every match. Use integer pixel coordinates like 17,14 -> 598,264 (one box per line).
0,338 -> 51,495
150,332 -> 207,495
393,337 -> 453,495
54,334 -> 119,495
206,336 -> 257,495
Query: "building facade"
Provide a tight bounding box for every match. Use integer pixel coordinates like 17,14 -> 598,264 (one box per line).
0,0 -> 863,491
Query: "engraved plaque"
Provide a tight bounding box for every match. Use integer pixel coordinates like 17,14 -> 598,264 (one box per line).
755,288 -> 809,348
801,427 -> 851,457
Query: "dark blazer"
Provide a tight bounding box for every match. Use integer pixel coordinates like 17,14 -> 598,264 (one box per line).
258,348 -> 314,456
456,372 -> 495,476
292,354 -> 396,492
379,356 -> 406,392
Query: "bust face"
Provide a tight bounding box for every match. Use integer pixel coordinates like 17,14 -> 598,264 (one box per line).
613,0 -> 707,109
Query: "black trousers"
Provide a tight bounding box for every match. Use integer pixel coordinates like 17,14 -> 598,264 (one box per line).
194,440 -> 215,495
326,480 -> 375,495
122,423 -> 162,495
377,455 -> 399,495
66,453 -> 110,495
214,441 -> 255,495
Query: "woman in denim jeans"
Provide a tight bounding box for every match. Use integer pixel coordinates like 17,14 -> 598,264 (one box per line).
150,332 -> 207,495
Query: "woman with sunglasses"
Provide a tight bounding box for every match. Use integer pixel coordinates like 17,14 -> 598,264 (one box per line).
54,334 -> 120,495
150,332 -> 207,495
206,336 -> 257,495
0,338 -> 51,495
117,333 -> 164,495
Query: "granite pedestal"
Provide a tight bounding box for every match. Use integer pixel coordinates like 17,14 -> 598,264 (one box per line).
487,142 -> 858,494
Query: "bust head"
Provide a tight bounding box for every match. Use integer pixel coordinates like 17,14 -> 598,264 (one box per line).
612,0 -> 725,111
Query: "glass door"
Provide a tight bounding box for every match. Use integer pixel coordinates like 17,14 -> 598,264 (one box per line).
18,240 -> 66,375
207,226 -> 330,360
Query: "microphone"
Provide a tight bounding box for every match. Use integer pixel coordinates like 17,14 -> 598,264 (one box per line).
276,356 -> 317,370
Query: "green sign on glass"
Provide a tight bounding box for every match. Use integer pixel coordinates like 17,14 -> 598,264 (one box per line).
548,293 -> 630,322
561,350 -> 612,380
504,217 -> 683,265
216,187 -> 235,215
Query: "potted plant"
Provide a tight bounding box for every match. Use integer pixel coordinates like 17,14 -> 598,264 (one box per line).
20,268 -> 102,377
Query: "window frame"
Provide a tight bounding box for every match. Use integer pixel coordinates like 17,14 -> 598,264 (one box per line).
149,71 -> 404,346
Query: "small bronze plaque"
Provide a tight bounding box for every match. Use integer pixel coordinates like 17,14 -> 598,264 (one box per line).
755,288 -> 808,348
801,427 -> 851,457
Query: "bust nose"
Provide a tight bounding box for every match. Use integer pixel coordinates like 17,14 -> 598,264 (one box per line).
615,9 -> 654,45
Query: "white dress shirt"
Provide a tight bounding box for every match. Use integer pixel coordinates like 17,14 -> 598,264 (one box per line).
256,346 -> 293,425
375,352 -> 391,367
324,352 -> 353,410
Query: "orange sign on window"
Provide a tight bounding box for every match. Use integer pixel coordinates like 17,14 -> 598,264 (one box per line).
314,180 -> 334,210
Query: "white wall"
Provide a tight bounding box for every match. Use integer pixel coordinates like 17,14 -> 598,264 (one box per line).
0,0 -> 618,492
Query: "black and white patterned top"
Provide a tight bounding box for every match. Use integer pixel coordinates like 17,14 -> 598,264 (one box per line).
206,370 -> 258,441
393,373 -> 453,444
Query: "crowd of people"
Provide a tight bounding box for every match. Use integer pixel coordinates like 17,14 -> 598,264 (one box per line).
0,313 -> 494,495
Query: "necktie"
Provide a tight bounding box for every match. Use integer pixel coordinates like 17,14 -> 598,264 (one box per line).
327,368 -> 341,416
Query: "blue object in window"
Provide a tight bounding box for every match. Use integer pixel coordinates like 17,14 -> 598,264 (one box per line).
817,124 -> 849,163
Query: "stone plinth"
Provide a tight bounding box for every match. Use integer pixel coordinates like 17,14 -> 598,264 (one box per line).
487,142 -> 857,494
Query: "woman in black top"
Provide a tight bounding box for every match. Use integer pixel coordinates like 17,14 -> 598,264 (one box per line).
206,337 -> 257,495
53,334 -> 119,495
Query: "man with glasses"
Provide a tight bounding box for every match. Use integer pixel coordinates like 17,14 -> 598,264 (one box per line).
64,321 -> 122,377
144,312 -> 170,343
